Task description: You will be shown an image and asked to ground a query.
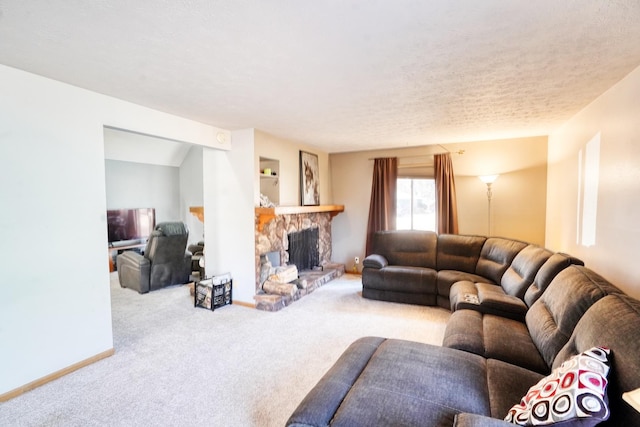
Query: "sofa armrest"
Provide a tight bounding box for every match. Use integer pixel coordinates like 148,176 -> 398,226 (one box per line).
116,251 -> 151,293
362,254 -> 388,269
454,413 -> 514,427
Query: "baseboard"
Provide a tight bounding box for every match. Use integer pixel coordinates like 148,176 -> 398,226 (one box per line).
0,348 -> 115,402
233,300 -> 256,309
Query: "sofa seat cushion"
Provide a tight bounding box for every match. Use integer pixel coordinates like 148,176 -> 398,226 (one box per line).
363,266 -> 438,306
364,266 -> 437,294
487,359 -> 545,419
443,310 -> 549,374
450,281 -> 528,322
287,337 -> 492,427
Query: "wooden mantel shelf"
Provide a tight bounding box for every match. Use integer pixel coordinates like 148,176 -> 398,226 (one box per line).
189,206 -> 204,223
255,205 -> 344,231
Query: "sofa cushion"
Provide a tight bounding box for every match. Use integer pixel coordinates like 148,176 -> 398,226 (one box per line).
500,245 -> 553,300
436,234 -> 487,273
524,253 -> 584,307
444,310 -> 549,374
476,283 -> 527,318
504,347 -> 611,426
287,337 -> 492,427
442,309 -> 485,356
476,238 -> 528,284
437,270 -> 492,309
552,294 -> 640,427
372,230 -> 437,268
487,359 -> 545,419
364,266 -> 437,294
526,266 -> 620,370
287,337 -> 386,427
450,281 -> 528,321
362,266 -> 438,306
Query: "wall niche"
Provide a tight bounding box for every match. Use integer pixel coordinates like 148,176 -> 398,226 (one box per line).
259,157 -> 280,206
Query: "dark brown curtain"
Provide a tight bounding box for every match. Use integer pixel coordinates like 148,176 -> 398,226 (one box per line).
434,153 -> 459,234
365,157 -> 398,255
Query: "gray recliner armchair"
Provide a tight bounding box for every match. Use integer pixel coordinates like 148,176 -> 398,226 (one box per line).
117,221 -> 192,293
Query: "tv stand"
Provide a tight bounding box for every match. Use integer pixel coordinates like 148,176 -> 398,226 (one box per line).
108,242 -> 146,272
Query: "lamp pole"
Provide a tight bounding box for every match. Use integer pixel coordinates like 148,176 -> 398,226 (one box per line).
486,182 -> 493,236
478,175 -> 499,236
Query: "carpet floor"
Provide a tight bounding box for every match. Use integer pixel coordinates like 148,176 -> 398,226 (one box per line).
0,273 -> 450,427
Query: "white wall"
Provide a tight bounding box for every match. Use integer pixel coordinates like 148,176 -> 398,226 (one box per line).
546,64 -> 640,298
0,64 -> 227,396
253,130 -> 332,206
179,145 -> 204,246
203,129 -> 256,304
105,160 -> 181,224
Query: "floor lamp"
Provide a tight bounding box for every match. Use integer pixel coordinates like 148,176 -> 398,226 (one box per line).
478,175 -> 499,236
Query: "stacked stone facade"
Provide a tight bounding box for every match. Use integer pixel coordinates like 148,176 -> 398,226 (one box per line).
254,212 -> 332,291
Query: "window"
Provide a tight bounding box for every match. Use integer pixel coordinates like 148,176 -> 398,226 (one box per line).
397,178 -> 436,231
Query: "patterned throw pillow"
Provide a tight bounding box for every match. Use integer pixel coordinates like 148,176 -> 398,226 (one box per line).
505,346 -> 610,426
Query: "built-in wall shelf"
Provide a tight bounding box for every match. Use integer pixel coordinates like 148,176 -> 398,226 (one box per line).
255,205 -> 344,231
259,157 -> 280,205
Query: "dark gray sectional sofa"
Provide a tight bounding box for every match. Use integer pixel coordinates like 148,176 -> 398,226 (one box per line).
361,230 -> 583,317
287,231 -> 640,426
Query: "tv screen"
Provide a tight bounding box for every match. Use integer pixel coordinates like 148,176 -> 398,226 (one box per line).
107,208 -> 155,245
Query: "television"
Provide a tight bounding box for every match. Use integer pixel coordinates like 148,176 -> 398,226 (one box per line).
107,208 -> 156,246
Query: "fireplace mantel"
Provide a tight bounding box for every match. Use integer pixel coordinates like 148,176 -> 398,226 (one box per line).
189,206 -> 204,222
255,204 -> 344,231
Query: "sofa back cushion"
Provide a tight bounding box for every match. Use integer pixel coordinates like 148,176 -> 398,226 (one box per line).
372,230 -> 437,268
553,294 -> 640,427
524,252 -> 584,307
526,265 -> 620,370
475,238 -> 527,284
436,234 -> 486,273
500,245 -> 553,299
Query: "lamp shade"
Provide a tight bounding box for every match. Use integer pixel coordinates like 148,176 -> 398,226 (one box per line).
478,174 -> 499,184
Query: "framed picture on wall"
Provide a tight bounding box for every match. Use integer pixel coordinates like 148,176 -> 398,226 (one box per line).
300,150 -> 320,206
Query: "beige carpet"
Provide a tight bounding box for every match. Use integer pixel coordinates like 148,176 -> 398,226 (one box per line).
0,273 -> 450,427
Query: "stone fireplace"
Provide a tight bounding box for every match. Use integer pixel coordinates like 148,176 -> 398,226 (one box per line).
254,205 -> 345,310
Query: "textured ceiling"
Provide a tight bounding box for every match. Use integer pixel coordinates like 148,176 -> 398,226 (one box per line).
1,1 -> 640,153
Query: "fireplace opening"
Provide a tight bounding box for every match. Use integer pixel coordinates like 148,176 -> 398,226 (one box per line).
288,228 -> 319,271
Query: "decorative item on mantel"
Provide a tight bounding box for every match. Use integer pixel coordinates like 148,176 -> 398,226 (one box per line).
260,193 -> 276,208
300,150 -> 320,206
